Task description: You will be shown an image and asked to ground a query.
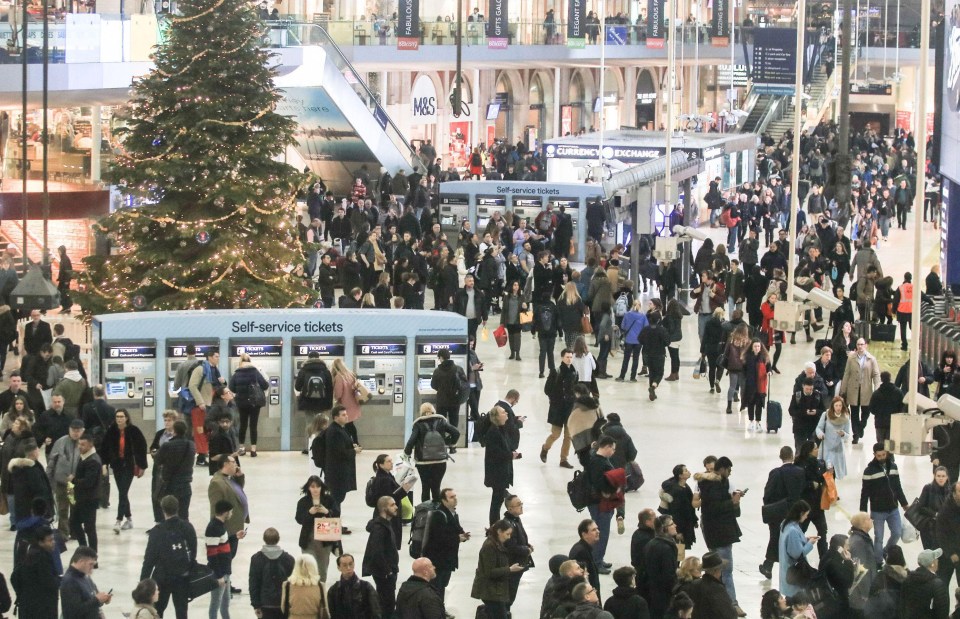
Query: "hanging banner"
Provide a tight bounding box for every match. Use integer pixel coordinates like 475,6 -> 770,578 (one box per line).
411,74 -> 438,125
646,0 -> 665,49
397,0 -> 420,50
487,0 -> 508,48
711,0 -> 729,46
567,0 -> 585,48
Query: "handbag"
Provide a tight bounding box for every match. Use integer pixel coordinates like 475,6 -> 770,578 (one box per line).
493,324 -> 508,347
518,310 -> 533,325
581,314 -> 594,335
820,469 -> 838,510
400,495 -> 414,520
314,517 -> 343,542
98,471 -> 111,509
354,380 -> 372,404
786,554 -> 817,586
186,562 -> 218,601
905,496 -> 932,530
250,383 -> 267,408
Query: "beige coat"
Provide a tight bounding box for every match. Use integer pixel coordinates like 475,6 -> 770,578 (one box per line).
839,351 -> 881,406
281,581 -> 330,619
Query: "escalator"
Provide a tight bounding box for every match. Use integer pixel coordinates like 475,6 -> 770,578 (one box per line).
739,94 -> 773,134
273,24 -> 425,196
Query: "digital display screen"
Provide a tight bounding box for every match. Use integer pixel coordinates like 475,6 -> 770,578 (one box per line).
513,198 -> 541,207
440,215 -> 457,226
943,5 -> 960,183
419,342 -> 469,355
105,345 -> 156,359
167,343 -> 218,357
230,343 -> 283,357
105,381 -> 127,397
486,103 -> 501,120
441,194 -> 469,206
477,196 -> 506,207
359,378 -> 378,392
418,378 -> 433,391
549,198 -> 579,209
477,218 -> 490,229
295,343 -> 345,357
752,27 -> 798,87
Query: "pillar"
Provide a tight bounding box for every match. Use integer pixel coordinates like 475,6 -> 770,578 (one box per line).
91,105 -> 102,182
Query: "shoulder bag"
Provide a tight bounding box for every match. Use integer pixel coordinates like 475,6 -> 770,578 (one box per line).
354,379 -> 372,404
186,562 -> 218,601
786,553 -> 817,586
904,496 -> 932,530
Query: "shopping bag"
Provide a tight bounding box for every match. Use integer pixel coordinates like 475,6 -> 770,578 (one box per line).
820,469 -> 838,510
314,517 -> 342,541
401,495 -> 414,520
480,327 -> 489,342
493,325 -> 508,347
41,389 -> 53,409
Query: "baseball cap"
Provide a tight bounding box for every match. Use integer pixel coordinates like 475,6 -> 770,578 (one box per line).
69,418 -> 85,429
918,548 -> 943,568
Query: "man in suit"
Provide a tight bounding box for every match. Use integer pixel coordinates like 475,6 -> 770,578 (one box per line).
207,455 -> 249,594
569,518 -> 602,598
23,309 -> 52,355
759,446 -> 806,579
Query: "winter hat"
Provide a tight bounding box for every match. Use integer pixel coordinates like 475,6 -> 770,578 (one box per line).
918,548 -> 943,568
548,554 -> 568,576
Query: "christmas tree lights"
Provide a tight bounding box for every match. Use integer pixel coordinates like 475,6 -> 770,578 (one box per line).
76,0 -> 313,314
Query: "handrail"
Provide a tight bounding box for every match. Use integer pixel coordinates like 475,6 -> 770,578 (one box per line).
286,24 -> 425,174
756,96 -> 786,134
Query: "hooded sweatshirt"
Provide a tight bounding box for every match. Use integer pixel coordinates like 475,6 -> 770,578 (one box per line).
249,543 -> 295,610
53,370 -> 86,414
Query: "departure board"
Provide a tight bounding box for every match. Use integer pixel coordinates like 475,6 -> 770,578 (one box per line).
752,28 -> 797,86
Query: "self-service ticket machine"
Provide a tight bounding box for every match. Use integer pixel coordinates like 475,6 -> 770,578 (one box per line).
165,340 -> 219,412
549,196 -> 580,235
439,194 -> 469,235
476,195 -> 506,231
510,197 -> 544,226
290,339 -> 345,449
413,339 -> 469,447
353,339 -> 406,449
100,341 -> 158,436
228,340 -> 283,450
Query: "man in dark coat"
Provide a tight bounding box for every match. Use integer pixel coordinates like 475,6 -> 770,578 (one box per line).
362,496 -> 400,618
154,420 -> 195,520
541,350 -> 578,467
935,481 -> 960,588
586,199 -> 606,242
483,408 -> 515,525
502,493 -> 533,608
60,546 -> 112,619
8,438 -> 53,526
422,488 -> 467,601
899,549 -> 949,619
686,551 -> 737,619
328,554 -> 382,619
860,444 -> 910,563
644,516 -> 680,618
20,344 -> 52,415
602,566 -> 650,619
23,309 -> 52,355
789,378 -> 826,451
140,495 -> 197,619
248,527 -> 296,619
759,446 -> 805,579
553,205 -> 574,258
396,557 -> 447,619
873,370 -> 906,443
430,348 -> 466,430
323,406 -> 359,507
570,519 -> 603,598
629,509 -> 656,603
697,457 -> 743,614
12,525 -> 61,619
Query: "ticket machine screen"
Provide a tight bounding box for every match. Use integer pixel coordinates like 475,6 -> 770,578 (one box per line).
359,377 -> 377,393
106,381 -> 126,398
418,378 -> 432,391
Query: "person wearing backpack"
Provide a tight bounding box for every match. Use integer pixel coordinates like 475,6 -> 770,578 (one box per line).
249,527 -> 296,619
228,353 -> 269,458
140,495 -> 197,619
295,352 -> 334,454
404,402 -> 460,502
430,348 -> 467,434
188,349 -> 226,467
11,524 -> 60,619
535,299 -> 563,378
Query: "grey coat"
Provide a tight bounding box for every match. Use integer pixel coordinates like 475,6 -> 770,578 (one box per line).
46,434 -> 79,484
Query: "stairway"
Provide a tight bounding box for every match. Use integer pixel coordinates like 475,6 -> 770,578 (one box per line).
766,68 -> 831,140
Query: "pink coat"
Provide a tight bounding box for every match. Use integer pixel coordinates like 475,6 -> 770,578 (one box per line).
333,373 -> 362,422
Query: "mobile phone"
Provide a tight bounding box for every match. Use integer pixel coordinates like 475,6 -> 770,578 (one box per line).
740,488 -> 749,495
107,589 -> 113,595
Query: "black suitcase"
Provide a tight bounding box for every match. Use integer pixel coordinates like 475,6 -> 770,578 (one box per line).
871,323 -> 897,342
766,399 -> 782,433
814,339 -> 831,354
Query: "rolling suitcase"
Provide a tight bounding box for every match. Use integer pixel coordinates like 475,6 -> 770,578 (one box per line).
766,371 -> 782,433
871,323 -> 896,342
814,338 -> 831,354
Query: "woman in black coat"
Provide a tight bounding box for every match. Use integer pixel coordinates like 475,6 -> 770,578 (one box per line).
295,475 -> 341,585
100,408 -> 148,533
341,251 -> 362,294
740,340 -> 771,429
367,454 -> 413,546
916,466 -> 951,549
659,464 -> 698,548
796,441 -> 828,557
699,308 -> 726,389
819,534 -> 855,617
935,350 -> 960,398
484,406 -> 516,526
227,354 -> 269,457
16,536 -> 61,619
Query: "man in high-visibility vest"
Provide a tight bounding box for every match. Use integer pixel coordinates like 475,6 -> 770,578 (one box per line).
895,272 -> 914,352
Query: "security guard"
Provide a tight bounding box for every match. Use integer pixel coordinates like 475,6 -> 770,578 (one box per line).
895,272 -> 914,352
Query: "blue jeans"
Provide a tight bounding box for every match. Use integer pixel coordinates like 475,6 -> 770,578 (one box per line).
698,313 -> 711,341
588,505 -> 613,564
712,544 -> 737,605
871,509 -> 903,563
726,227 -> 738,251
209,574 -> 230,619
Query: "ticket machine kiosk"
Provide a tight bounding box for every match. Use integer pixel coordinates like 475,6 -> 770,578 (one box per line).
414,339 -> 469,447
353,339 -> 406,449
165,340 -> 219,412
510,197 -> 543,226
549,196 -> 581,237
439,194 -> 469,234
476,195 -> 506,231
290,339 -> 345,449
100,341 -> 158,436
228,340 -> 283,450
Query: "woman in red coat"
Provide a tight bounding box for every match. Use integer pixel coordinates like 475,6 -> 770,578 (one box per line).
759,293 -> 783,374
741,340 -> 771,432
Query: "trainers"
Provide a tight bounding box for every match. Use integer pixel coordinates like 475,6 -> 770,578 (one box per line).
113,521 -> 122,534
540,448 -> 548,463
121,519 -> 133,530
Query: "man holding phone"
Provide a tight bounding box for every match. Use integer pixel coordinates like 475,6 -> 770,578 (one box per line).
698,456 -> 747,618
59,546 -> 112,619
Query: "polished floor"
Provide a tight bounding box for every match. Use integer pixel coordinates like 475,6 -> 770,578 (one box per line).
0,215 -> 947,618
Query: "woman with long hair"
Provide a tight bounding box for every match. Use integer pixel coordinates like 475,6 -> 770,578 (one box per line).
483,406 -> 517,525
916,466 -> 951,549
759,589 -> 792,619
759,292 -> 783,373
659,464 -> 699,549
404,402 -> 459,502
699,307 -> 726,391
295,475 -> 341,584
740,339 -> 771,431
470,520 -> 524,619
935,350 -> 960,398
831,320 -> 856,379
373,271 -> 392,308
0,417 -> 32,526
663,299 -> 684,382
557,282 -> 587,350
777,499 -> 816,597
795,441 -> 828,559
282,554 -> 331,619
723,325 -> 752,415
830,241 -> 851,289
816,396 -> 852,480
101,408 -> 148,535
0,395 -> 34,436
130,578 -> 161,619
367,454 -> 412,545
331,358 -> 360,443
227,353 -> 269,458
674,556 -> 702,600
571,336 -> 597,396
500,280 -> 527,361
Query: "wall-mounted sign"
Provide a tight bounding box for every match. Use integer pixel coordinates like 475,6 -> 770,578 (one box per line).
230,344 -> 283,357
411,74 -> 438,125
355,343 -> 408,356
296,343 -> 346,357
105,345 -> 156,359
487,0 -> 508,48
397,0 -> 420,50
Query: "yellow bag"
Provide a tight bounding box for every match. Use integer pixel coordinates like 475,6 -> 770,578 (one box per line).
401,495 -> 414,520
480,327 -> 489,342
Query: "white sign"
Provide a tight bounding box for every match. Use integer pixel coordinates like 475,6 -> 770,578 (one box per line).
411,74 -> 438,125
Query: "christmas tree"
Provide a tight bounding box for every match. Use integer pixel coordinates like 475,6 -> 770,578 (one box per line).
77,0 -> 312,314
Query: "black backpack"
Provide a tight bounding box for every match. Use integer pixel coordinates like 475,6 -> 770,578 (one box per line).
455,366 -> 470,405
420,419 -> 449,461
310,430 -> 327,470
303,374 -> 327,401
364,476 -> 378,508
154,524 -> 192,579
409,501 -> 443,558
567,470 -> 592,512
474,409 -> 493,446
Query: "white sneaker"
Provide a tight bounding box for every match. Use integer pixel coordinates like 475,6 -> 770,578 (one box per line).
113,521 -> 121,534
121,519 -> 133,530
